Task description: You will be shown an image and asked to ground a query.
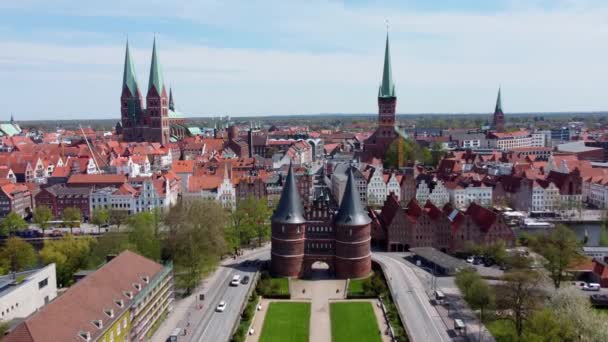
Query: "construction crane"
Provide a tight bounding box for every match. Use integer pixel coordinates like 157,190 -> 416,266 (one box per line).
394,126 -> 408,169
80,125 -> 101,174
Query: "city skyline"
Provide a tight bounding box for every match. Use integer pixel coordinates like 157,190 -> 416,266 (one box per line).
2,0 -> 608,119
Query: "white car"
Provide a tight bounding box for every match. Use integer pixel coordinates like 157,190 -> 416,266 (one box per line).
466,256 -> 474,264
582,283 -> 601,291
216,301 -> 227,312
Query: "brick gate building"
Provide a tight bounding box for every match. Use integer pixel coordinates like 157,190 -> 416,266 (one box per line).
270,164 -> 371,279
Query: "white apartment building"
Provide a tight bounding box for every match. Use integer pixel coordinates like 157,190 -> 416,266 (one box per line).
366,166 -> 401,207
489,131 -> 545,150
416,179 -> 450,207
90,178 -> 175,214
583,176 -> 608,209
531,181 -> 560,212
448,184 -> 493,210
0,264 -> 57,323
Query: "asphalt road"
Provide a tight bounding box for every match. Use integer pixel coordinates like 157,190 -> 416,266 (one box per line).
187,249 -> 270,342
373,253 -> 452,342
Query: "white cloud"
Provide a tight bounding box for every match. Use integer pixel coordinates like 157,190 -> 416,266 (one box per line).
1,0 -> 608,118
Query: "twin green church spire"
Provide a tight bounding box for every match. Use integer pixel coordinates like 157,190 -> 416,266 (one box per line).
121,38 -> 165,97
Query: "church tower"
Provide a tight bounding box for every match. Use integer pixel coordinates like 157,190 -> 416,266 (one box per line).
145,38 -> 170,145
120,40 -> 143,141
493,87 -> 505,133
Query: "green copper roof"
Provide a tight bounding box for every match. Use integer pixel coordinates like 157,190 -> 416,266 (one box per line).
187,126 -> 202,135
168,109 -> 184,118
495,87 -> 503,113
122,40 -> 139,96
378,33 -> 396,98
0,123 -> 21,137
148,38 -> 165,95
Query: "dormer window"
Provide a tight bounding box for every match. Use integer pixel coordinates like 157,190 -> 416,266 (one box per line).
92,320 -> 103,329
115,299 -> 124,308
124,291 -> 133,299
141,275 -> 150,284
78,331 -> 92,341
104,308 -> 114,318
133,283 -> 141,291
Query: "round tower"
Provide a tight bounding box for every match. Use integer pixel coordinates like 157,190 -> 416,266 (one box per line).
333,166 -> 372,279
270,164 -> 306,277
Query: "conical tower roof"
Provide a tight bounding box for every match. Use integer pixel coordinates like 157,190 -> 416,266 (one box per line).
334,166 -> 371,226
169,87 -> 175,110
272,163 -> 306,224
148,37 -> 165,95
494,87 -> 503,113
378,33 -> 396,98
122,40 -> 139,96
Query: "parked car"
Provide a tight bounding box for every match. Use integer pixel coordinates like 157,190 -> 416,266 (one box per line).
473,257 -> 483,265
483,258 -> 495,267
590,294 -> 608,307
582,283 -> 601,291
241,276 -> 250,285
466,256 -> 474,263
51,230 -> 63,237
216,301 -> 227,312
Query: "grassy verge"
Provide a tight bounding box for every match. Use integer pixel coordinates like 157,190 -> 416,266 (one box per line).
347,272 -> 385,298
231,295 -> 260,342
330,302 -> 382,342
260,302 -> 310,342
257,271 -> 290,298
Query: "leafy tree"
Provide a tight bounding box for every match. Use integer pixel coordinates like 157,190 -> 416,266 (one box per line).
127,212 -> 161,261
62,207 -> 81,234
523,309 -> 574,342
87,232 -> 133,268
40,234 -> 93,287
0,211 -> 28,236
0,237 -> 37,273
90,208 -> 109,234
467,279 -> 493,323
384,137 -> 423,169
548,287 -> 608,341
33,205 -> 53,236
532,224 -> 582,289
165,200 -> 227,294
429,141 -> 446,167
484,240 -> 508,266
109,209 -> 128,232
236,196 -> 272,248
495,270 -> 545,338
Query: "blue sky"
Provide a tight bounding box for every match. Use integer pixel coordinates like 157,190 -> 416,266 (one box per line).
1,0 -> 608,119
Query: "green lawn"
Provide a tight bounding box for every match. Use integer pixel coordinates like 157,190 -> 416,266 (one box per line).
260,302 -> 310,342
269,277 -> 290,296
348,278 -> 366,295
330,302 -> 382,342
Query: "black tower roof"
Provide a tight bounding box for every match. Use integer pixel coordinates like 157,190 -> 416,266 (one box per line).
334,166 -> 371,226
271,163 -> 306,224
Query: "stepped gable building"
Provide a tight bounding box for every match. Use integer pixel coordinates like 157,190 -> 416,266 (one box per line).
363,34 -> 400,161
120,39 -> 188,145
492,88 -> 506,133
270,164 -> 372,279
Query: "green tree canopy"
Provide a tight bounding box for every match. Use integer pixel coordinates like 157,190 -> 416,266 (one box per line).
127,212 -> 161,261
62,207 -> 81,234
91,208 -> 110,233
0,211 -> 28,236
109,209 -> 128,232
532,224 -> 582,289
0,236 -> 37,274
33,206 -> 53,235
40,234 -> 93,287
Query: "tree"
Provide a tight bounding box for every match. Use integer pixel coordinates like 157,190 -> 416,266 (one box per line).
523,309 -> 575,342
127,212 -> 161,261
33,206 -> 53,236
165,200 -> 228,294
62,207 -> 81,234
548,287 -> 608,341
90,208 -> 109,234
384,137 -> 424,169
495,270 -> 545,338
484,240 -> 508,266
467,279 -> 493,323
87,232 -> 133,268
40,234 -> 93,287
109,209 -> 128,232
0,237 -> 37,273
234,196 -> 272,248
429,141 -> 446,167
532,224 -> 582,289
0,211 -> 27,236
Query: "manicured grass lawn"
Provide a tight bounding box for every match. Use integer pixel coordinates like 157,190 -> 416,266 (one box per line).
260,302 -> 310,342
269,277 -> 290,296
348,278 -> 366,295
330,302 -> 382,342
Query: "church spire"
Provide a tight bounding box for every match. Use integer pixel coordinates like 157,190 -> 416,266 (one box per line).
334,167 -> 371,226
148,37 -> 165,95
169,86 -> 175,111
122,40 -> 139,96
272,163 -> 306,224
495,87 -> 503,113
378,33 -> 396,98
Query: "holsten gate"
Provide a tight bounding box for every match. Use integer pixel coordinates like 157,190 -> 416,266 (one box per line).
270,164 -> 372,279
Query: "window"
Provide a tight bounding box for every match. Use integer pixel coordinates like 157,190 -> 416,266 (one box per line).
38,278 -> 49,289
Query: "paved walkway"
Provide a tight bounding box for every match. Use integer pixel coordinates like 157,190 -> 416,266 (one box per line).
291,278 -> 346,342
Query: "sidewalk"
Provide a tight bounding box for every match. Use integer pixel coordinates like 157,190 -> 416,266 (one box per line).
151,245 -> 269,342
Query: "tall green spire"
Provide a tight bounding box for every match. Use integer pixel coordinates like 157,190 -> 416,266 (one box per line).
148,37 -> 165,95
378,33 -> 396,98
495,87 -> 503,113
122,40 -> 139,96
